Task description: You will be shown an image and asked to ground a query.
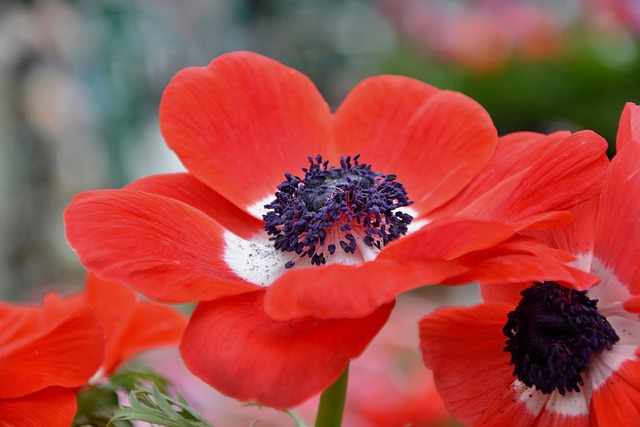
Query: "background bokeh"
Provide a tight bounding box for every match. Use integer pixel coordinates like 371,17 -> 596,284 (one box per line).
1,0 -> 639,425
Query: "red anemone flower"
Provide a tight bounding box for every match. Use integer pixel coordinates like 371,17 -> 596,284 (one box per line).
420,103 -> 640,426
0,294 -> 104,427
65,51 -> 608,408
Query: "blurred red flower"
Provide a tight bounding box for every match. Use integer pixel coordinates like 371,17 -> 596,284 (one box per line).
420,103 -> 640,426
65,51 -> 608,408
69,274 -> 188,379
0,273 -> 186,427
0,293 -> 104,427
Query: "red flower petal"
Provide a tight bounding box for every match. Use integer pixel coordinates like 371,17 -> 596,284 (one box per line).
0,387 -> 77,427
0,303 -> 103,399
0,303 -> 39,348
434,131 -> 568,215
523,198 -> 598,260
591,359 -> 640,427
264,259 -> 465,320
84,274 -> 187,375
334,81 -> 497,216
159,51 -> 332,217
180,290 -> 394,409
595,140 -> 640,295
616,102 -> 640,152
420,303 -> 533,426
378,218 -> 517,261
435,130 -> 608,228
451,253 -> 597,290
126,173 -> 263,240
65,190 -> 259,303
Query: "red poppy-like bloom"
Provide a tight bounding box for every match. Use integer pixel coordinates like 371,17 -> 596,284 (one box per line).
420,103 -> 640,426
65,51 -> 608,408
0,293 -> 104,427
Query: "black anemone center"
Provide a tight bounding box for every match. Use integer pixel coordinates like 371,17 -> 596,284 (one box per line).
263,154 -> 413,268
503,281 -> 619,395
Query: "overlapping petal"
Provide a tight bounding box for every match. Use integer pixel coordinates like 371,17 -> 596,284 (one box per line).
159,51 -> 333,217
334,80 -> 497,216
82,274 -> 187,375
433,130 -> 608,229
65,190 -> 259,303
126,173 -> 263,240
264,259 -> 465,320
0,301 -> 104,400
616,102 -> 640,152
180,290 -> 394,409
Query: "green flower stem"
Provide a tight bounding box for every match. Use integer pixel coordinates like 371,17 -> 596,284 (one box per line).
314,364 -> 349,427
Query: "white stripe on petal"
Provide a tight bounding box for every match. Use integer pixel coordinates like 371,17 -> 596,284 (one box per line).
514,380 -> 590,417
223,231 -> 293,287
246,194 -> 274,220
589,257 -> 633,307
399,206 -> 430,234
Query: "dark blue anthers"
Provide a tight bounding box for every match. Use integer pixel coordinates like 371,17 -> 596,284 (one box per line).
263,154 -> 413,268
503,281 -> 619,395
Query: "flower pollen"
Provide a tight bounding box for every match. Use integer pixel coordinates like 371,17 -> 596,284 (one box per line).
263,154 -> 413,268
503,281 -> 619,395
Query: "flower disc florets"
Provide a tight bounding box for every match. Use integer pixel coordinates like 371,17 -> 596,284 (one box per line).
503,281 -> 619,395
263,154 -> 413,268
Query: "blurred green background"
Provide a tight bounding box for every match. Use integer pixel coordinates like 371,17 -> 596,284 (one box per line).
1,0 -> 639,299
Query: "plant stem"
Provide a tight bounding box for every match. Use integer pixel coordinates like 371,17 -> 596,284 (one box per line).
314,364 -> 349,427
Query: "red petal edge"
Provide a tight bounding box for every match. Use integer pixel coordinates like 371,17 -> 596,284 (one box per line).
180,290 -> 394,409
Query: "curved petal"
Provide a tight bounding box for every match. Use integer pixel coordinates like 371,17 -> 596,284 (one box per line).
159,51 -> 332,218
595,141 -> 640,295
0,303 -> 39,349
334,81 -> 497,216
64,190 -> 260,303
451,253 -> 598,290
378,218 -> 517,261
264,259 -> 465,320
524,198 -> 598,261
616,102 -> 640,152
434,131 -> 567,215
419,303 -> 531,426
0,387 -> 77,427
480,282 -> 531,306
180,290 -> 394,409
84,274 -> 187,375
0,304 -> 103,399
436,130 -> 608,228
126,173 -> 263,240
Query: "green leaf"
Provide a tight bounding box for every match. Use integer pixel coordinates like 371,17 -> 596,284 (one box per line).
109,384 -> 214,427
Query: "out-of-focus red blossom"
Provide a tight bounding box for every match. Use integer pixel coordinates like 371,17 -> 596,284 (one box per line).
346,295 -> 454,427
68,274 -> 189,378
0,274 -> 186,427
0,293 -> 104,427
420,103 -> 640,426
379,0 -> 563,71
64,51 -> 608,408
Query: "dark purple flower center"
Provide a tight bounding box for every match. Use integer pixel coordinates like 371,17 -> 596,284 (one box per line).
263,154 -> 413,268
503,281 -> 619,395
